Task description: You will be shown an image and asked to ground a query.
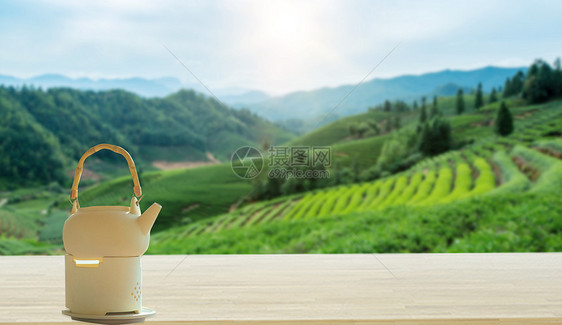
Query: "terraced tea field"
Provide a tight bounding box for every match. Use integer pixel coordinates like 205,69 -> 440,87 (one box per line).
513,108 -> 562,142
151,136 -> 562,251
0,189 -> 55,240
2,98 -> 561,255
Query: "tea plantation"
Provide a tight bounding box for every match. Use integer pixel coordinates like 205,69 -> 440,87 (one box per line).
1,96 -> 561,255
148,98 -> 562,253
149,138 -> 562,253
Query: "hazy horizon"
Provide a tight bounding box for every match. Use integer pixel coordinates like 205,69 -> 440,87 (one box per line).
1,0 -> 561,95
0,64 -> 529,97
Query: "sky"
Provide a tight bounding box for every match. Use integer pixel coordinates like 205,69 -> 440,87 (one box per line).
0,0 -> 561,95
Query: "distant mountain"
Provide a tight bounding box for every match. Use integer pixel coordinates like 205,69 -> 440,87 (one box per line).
431,83 -> 472,96
246,66 -> 527,123
0,74 -> 189,97
0,66 -> 527,126
0,74 -> 269,100
220,90 -> 271,107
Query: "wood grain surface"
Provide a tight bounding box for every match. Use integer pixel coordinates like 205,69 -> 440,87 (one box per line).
0,253 -> 561,324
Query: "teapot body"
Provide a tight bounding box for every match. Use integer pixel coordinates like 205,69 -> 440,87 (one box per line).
63,206 -> 148,315
63,206 -> 149,258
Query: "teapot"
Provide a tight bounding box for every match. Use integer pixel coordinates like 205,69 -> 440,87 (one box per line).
62,144 -> 160,323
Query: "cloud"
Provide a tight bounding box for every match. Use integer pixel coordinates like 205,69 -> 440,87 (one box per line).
0,0 -> 561,94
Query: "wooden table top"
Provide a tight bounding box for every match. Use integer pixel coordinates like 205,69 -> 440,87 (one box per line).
0,253 -> 561,324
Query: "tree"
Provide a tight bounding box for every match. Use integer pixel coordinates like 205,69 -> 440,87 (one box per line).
523,60 -> 554,103
264,175 -> 284,198
475,82 -> 484,109
394,100 -> 409,112
356,123 -> 368,138
413,100 -> 418,110
512,71 -> 525,94
489,87 -> 498,104
419,117 -> 452,156
419,104 -> 427,123
503,78 -> 511,98
456,88 -> 465,115
435,118 -> 452,155
383,100 -> 392,112
368,120 -> 380,135
504,70 -> 525,98
430,95 -> 439,118
348,124 -> 357,137
418,123 -> 431,156
421,96 -> 426,111
0,121 -> 66,186
377,135 -> 407,171
495,102 -> 514,136
349,123 -> 368,138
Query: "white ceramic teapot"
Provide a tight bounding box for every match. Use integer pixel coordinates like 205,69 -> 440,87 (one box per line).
62,144 -> 161,323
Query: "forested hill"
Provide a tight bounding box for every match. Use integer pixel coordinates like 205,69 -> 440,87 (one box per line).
0,86 -> 294,188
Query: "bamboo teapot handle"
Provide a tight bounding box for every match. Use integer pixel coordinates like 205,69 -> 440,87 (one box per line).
70,144 -> 142,204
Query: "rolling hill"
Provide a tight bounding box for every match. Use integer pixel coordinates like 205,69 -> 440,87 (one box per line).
1,97 -> 561,255
32,97 -> 562,248
148,99 -> 562,253
1,59 -> 560,256
0,86 -> 294,188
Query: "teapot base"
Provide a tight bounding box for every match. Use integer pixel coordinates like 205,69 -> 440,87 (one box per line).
65,255 -> 143,315
62,307 -> 155,324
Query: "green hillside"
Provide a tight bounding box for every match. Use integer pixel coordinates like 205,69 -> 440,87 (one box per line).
330,135 -> 391,169
286,110 -> 390,146
283,96 -> 522,175
0,162 -> 251,251
286,93 -> 523,148
0,86 -> 294,189
148,99 -> 562,253
149,140 -> 562,254
0,59 -> 560,255
9,96 -> 558,252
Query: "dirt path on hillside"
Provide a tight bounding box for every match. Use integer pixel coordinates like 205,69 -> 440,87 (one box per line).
66,168 -> 102,181
152,151 -> 220,170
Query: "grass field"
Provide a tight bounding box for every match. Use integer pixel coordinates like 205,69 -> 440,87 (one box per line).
330,135 -> 391,169
286,110 -> 390,146
0,96 -> 560,255
149,140 -> 562,254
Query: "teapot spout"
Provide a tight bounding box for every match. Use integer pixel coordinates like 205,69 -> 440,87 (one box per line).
138,203 -> 161,234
